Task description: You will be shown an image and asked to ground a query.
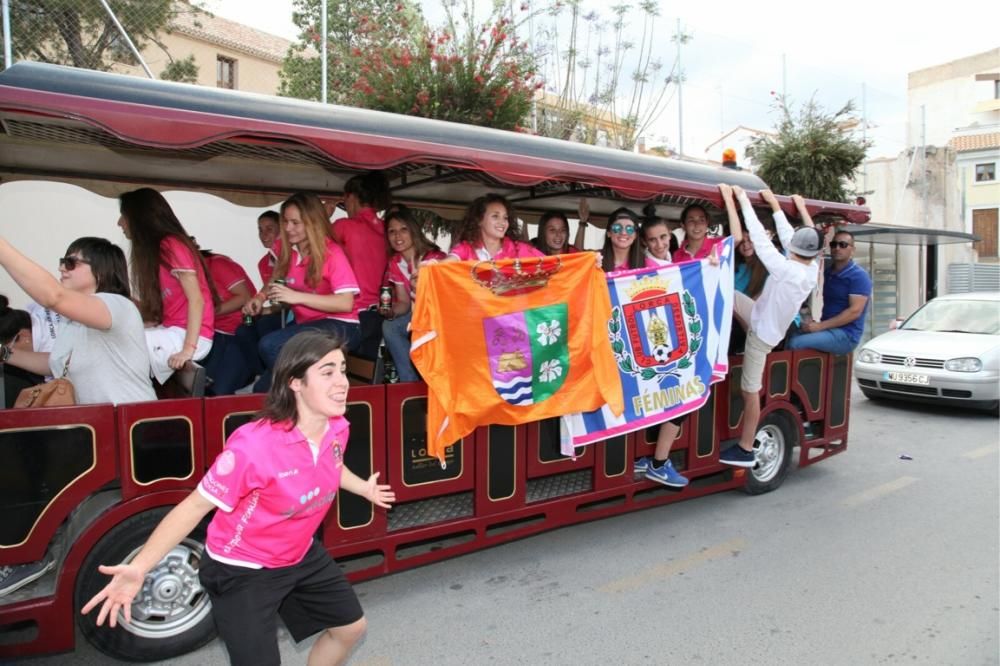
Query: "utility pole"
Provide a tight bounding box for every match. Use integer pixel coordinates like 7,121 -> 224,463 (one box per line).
862,82 -> 868,194
321,0 -> 328,104
672,19 -> 691,158
2,0 -> 11,70
782,53 -> 787,99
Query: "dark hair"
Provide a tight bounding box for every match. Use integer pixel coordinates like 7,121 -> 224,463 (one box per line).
344,171 -> 391,211
65,237 -> 131,298
119,188 -> 218,323
258,210 -> 280,225
680,203 -> 710,225
0,295 -> 31,345
601,207 -> 644,271
384,205 -> 440,259
735,237 -> 769,299
833,229 -> 855,242
274,192 -> 335,288
455,194 -> 525,246
257,330 -> 348,426
532,211 -> 571,255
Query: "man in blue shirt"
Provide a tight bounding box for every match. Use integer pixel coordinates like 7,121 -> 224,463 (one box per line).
787,230 -> 872,355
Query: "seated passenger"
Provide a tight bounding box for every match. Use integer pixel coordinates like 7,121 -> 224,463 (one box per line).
382,206 -> 447,383
0,235 -> 157,409
734,231 -> 768,299
532,210 -> 582,256
198,246 -> 255,395
786,229 -> 871,355
448,194 -> 545,261
641,217 -> 674,266
243,193 -> 361,392
118,189 -> 217,384
672,202 -> 724,263
0,295 -> 43,407
599,208 -> 656,271
234,211 -> 284,380
718,184 -> 819,469
332,172 -> 391,314
256,210 -> 280,287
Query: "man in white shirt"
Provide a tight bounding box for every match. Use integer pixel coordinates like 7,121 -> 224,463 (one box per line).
718,184 -> 821,468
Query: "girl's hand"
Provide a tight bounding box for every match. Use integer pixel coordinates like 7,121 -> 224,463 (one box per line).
718,183 -> 733,199
578,198 -> 590,223
242,297 -> 263,316
80,563 -> 145,628
167,347 -> 194,370
267,283 -> 297,305
363,472 -> 395,509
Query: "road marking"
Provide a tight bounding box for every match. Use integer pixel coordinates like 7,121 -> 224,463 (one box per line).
842,476 -> 918,507
599,538 -> 746,594
962,445 -> 997,460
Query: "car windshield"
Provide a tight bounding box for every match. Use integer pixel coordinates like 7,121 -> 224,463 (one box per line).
901,298 -> 1000,335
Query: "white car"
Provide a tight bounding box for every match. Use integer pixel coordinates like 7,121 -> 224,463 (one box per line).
854,292 -> 1000,412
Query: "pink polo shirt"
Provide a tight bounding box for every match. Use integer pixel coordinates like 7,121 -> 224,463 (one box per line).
198,417 -> 350,569
673,236 -> 723,264
280,238 -> 361,324
388,248 -> 447,302
611,255 -> 660,271
332,208 -> 387,312
448,237 -> 545,261
159,236 -> 214,340
257,251 -> 276,288
205,253 -> 252,335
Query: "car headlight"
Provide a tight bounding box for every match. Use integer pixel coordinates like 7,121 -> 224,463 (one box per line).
858,348 -> 881,364
945,357 -> 982,372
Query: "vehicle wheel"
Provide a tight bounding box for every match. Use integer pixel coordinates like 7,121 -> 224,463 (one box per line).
76,507 -> 216,662
744,411 -> 797,496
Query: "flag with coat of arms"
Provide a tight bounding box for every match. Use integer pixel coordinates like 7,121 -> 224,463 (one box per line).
560,238 -> 735,454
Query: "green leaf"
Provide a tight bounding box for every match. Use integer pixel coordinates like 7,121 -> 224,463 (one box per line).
690,338 -> 701,353
640,368 -> 657,380
611,340 -> 624,355
677,358 -> 691,369
622,358 -> 635,372
690,321 -> 702,335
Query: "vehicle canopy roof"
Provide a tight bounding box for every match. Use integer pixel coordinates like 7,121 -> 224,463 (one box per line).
0,62 -> 869,226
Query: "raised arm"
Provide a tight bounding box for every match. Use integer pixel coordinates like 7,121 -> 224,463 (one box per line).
733,186 -> 785,274
790,195 -> 815,227
718,184 -> 743,244
0,237 -> 113,330
574,198 -> 590,250
760,189 -> 794,250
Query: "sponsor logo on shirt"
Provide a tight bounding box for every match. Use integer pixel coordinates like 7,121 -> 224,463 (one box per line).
202,471 -> 229,497
278,468 -> 299,478
216,450 -> 236,476
223,488 -> 260,554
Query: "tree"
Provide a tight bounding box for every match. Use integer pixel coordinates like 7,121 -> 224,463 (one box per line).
748,97 -> 870,202
279,0 -> 425,103
8,0 -> 202,72
160,54 -> 198,83
536,0 -> 675,150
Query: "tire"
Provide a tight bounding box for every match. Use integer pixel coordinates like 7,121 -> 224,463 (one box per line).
743,411 -> 797,496
76,507 -> 216,662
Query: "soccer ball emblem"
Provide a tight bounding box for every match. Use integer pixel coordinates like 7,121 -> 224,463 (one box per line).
652,345 -> 671,364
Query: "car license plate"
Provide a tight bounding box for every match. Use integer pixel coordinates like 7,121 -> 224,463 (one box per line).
884,371 -> 929,385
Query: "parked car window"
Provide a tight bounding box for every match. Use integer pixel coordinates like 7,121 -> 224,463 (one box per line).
902,299 -> 1000,335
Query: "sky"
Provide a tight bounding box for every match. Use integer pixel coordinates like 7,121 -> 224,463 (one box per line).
204,1 -> 999,160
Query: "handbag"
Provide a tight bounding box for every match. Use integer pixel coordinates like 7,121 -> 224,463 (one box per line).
14,354 -> 75,408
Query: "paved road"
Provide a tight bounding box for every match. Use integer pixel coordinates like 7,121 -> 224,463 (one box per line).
22,387 -> 1000,665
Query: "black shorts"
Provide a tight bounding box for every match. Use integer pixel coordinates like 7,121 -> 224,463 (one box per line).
199,540 -> 363,666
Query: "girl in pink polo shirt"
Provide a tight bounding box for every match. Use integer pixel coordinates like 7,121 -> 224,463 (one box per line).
448,194 -> 545,262
199,248 -> 255,395
332,171 -> 391,315
672,202 -> 724,263
118,188 -> 217,384
382,205 -> 447,383
83,330 -> 395,666
531,210 -> 583,256
242,192 -> 361,392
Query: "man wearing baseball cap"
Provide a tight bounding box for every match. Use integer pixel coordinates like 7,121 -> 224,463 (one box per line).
718,184 -> 821,468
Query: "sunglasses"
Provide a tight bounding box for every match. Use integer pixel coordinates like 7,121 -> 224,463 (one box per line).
610,223 -> 636,235
59,256 -> 90,270
830,241 -> 853,249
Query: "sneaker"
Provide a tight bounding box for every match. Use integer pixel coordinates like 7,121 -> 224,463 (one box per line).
633,456 -> 653,475
644,460 -> 689,488
719,445 -> 756,469
0,557 -> 55,596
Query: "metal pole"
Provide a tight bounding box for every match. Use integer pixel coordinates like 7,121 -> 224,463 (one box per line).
676,18 -> 683,158
782,53 -> 787,99
97,0 -> 153,78
321,0 -> 328,104
2,0 -> 12,70
862,82 -> 868,194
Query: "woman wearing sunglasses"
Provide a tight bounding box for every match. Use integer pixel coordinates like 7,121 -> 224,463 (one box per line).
0,236 -> 155,406
600,208 -> 654,272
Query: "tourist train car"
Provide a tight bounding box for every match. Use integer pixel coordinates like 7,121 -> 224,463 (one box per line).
0,62 -> 868,661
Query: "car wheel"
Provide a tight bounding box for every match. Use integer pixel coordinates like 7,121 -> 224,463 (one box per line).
744,411 -> 797,496
76,507 -> 216,662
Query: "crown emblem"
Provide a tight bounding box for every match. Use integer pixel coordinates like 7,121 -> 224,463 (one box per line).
471,256 -> 563,296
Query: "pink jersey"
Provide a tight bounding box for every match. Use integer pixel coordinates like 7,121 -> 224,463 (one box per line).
159,236 -> 214,340
257,251 -> 276,288
280,238 -> 361,324
198,417 -> 350,569
388,248 -> 447,302
611,255 -> 660,271
205,254 -> 252,335
332,208 -> 387,311
673,235 -> 723,264
448,237 -> 545,261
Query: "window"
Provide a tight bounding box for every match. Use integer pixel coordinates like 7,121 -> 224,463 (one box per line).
216,56 -> 237,89
975,163 -> 996,183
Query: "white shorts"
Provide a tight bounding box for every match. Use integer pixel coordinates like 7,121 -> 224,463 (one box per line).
145,326 -> 212,384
